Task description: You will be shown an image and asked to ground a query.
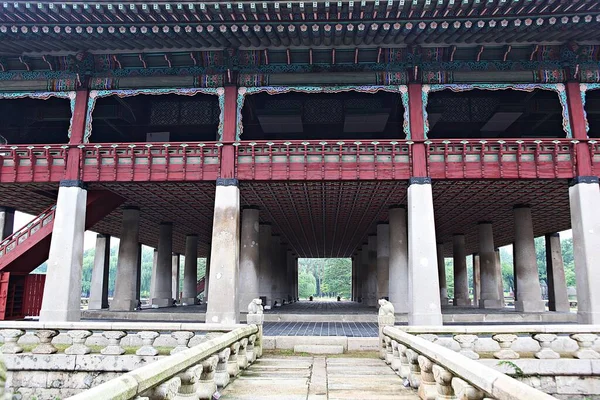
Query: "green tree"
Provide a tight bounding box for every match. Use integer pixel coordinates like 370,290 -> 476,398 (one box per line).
321,258 -> 352,298
535,237 -> 547,283
444,258 -> 454,299
298,270 -> 316,298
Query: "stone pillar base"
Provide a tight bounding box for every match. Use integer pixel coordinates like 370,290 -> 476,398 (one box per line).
247,314 -> 264,325
515,300 -> 546,313
408,312 -> 443,326
454,298 -> 471,307
109,299 -> 137,311
181,297 -> 196,306
88,300 -> 106,310
151,298 -> 172,308
479,299 -> 503,309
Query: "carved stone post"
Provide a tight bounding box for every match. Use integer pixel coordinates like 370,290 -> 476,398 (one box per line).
32,330 -> 59,354
391,340 -> 402,372
136,331 -> 160,356
247,311 -> 264,358
405,349 -> 421,389
247,334 -> 257,363
492,334 -> 519,359
453,334 -> 479,360
177,364 -> 203,398
398,343 -> 410,379
215,348 -> 231,389
0,329 -> 24,354
417,355 -> 437,400
65,330 -> 93,355
238,338 -> 249,370
452,377 -> 484,400
378,311 -> 395,359
571,334 -> 600,359
171,331 -> 195,355
197,355 -> 218,400
384,336 -> 394,365
101,331 -> 127,355
533,334 -> 560,359
433,365 -> 455,400
227,342 -> 241,377
142,377 -> 181,400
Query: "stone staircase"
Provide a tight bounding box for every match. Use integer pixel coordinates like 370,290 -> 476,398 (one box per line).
220,355 -> 419,400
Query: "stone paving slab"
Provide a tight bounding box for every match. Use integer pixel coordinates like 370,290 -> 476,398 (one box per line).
220,355 -> 419,400
262,322 -> 378,337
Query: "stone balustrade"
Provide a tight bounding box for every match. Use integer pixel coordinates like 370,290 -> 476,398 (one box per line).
393,325 -> 600,360
382,326 -> 556,400
0,321 -> 264,399
62,325 -> 259,400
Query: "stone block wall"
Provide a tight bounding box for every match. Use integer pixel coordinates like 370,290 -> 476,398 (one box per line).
5,354 -> 162,400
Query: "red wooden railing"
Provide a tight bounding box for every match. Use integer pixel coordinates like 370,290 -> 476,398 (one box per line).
80,142 -> 223,182
0,144 -> 68,183
425,139 -> 578,179
197,276 -> 206,296
0,139 -> 588,182
234,139 -> 413,180
0,204 -> 56,259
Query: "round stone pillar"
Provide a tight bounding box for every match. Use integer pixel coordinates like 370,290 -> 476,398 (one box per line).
436,243 -> 448,305
513,205 -> 545,312
152,222 -> 174,308
389,207 -> 408,312
478,222 -> 502,309
376,223 -> 390,301
258,224 -> 272,307
182,235 -> 199,305
239,207 -> 260,311
111,206 -> 141,311
452,234 -> 470,307
366,235 -> 378,307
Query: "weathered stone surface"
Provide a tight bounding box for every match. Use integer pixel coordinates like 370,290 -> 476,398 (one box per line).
533,334 -> 560,359
65,330 -> 93,355
170,331 -> 194,355
32,330 -> 59,354
100,330 -> 127,355
136,331 -> 160,356
453,334 -> 480,360
0,329 -> 24,354
492,334 -> 519,360
571,334 -> 600,359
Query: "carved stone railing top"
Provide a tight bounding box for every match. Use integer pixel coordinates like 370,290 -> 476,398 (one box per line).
383,326 -> 556,400
66,324 -> 259,400
389,325 -> 600,361
0,321 -> 252,356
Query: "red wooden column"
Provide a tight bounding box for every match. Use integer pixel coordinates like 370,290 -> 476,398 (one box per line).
565,81 -> 593,177
220,85 -> 238,179
408,83 -> 428,177
64,89 -> 90,181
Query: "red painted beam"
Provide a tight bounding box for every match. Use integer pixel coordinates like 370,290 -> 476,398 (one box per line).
408,83 -> 428,178
220,85 -> 238,179
565,81 -> 593,177
64,89 -> 90,181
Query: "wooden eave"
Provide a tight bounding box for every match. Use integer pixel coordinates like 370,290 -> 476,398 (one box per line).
0,1 -> 599,54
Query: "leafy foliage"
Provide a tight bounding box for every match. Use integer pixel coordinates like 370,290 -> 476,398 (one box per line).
298,258 -> 351,299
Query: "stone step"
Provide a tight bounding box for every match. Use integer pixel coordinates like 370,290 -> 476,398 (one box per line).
293,344 -> 345,354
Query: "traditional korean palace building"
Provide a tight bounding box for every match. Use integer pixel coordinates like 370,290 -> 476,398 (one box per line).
0,0 -> 596,325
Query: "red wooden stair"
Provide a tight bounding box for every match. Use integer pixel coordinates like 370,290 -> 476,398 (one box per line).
0,190 -> 124,319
